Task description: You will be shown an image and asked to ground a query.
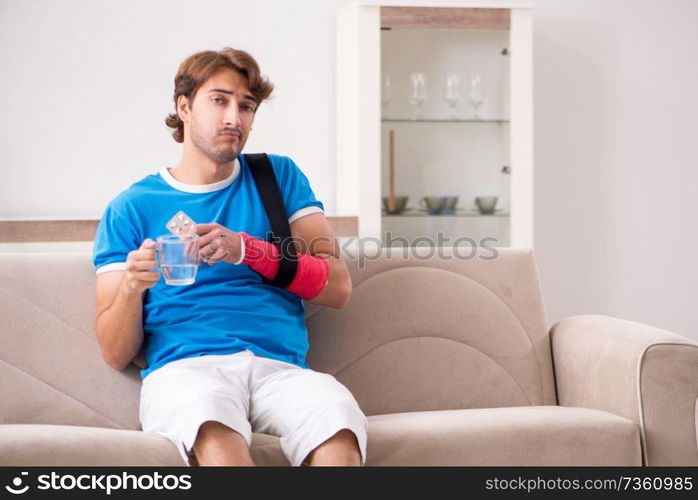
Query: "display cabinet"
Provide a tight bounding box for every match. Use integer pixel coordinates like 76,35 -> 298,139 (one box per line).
336,2 -> 533,248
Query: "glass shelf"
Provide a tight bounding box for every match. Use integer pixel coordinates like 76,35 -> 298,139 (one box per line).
382,210 -> 510,217
382,118 -> 510,123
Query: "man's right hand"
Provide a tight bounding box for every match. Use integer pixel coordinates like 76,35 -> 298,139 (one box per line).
123,238 -> 161,294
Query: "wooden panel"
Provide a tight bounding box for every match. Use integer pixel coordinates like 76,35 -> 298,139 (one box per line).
0,216 -> 359,242
0,220 -> 100,243
381,7 -> 510,30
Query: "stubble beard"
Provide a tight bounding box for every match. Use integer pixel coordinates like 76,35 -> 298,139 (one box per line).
189,115 -> 241,164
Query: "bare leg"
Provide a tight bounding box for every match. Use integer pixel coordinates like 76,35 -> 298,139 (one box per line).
192,420 -> 255,466
304,428 -> 362,466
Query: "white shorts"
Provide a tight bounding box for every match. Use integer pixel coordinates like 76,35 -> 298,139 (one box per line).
139,350 -> 368,466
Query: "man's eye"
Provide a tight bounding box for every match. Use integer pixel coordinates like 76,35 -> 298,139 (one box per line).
212,97 -> 225,104
242,105 -> 255,112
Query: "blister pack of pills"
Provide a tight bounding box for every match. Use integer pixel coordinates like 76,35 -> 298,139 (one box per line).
166,210 -> 196,235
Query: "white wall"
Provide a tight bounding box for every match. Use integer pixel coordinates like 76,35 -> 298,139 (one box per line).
1,0 -> 697,341
532,0 -> 698,341
0,0 -> 342,218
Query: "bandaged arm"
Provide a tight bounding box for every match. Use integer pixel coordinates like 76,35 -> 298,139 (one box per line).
237,232 -> 329,300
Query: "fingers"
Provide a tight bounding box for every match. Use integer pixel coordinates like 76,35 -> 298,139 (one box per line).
140,238 -> 157,249
200,240 -> 222,266
194,223 -> 232,250
127,239 -> 159,272
131,248 -> 157,262
131,271 -> 161,282
193,223 -> 217,236
184,240 -> 200,261
201,240 -> 233,266
198,230 -> 221,249
127,259 -> 158,272
131,239 -> 157,261
192,223 -> 210,234
199,230 -> 223,257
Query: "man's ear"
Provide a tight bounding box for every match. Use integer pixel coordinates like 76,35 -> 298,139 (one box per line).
177,95 -> 191,123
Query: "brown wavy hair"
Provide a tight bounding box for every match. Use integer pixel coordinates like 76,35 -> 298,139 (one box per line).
165,48 -> 274,143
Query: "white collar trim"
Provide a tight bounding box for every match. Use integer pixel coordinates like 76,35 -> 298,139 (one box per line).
159,158 -> 240,193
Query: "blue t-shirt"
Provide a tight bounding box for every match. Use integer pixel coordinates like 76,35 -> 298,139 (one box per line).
92,154 -> 325,379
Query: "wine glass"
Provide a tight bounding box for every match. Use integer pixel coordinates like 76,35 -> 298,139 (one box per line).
408,72 -> 427,120
443,73 -> 462,119
381,74 -> 392,110
469,74 -> 485,119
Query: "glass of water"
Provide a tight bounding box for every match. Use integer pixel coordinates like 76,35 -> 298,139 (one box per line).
156,234 -> 199,286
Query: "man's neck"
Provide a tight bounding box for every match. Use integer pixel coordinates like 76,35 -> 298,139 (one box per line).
170,147 -> 236,185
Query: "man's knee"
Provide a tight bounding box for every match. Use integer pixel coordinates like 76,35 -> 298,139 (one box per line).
192,420 -> 254,466
197,420 -> 233,439
303,428 -> 362,466
193,420 -> 249,452
328,428 -> 359,446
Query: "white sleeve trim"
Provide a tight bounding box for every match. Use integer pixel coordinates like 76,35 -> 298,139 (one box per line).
231,233 -> 245,265
95,262 -> 127,275
288,205 -> 324,224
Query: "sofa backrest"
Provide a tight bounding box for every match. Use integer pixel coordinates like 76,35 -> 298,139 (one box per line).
0,252 -> 143,431
0,247 -> 556,430
305,246 -> 557,415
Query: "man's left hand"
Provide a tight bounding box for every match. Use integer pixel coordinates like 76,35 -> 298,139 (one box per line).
193,223 -> 243,266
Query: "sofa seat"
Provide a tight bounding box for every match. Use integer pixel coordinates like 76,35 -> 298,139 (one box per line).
0,405 -> 642,466
257,405 -> 643,466
0,424 -> 185,466
237,405 -> 644,466
365,405 -> 642,466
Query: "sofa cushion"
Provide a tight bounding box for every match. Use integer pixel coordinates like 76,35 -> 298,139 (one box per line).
366,405 -> 642,466
0,424 -> 184,466
1,405 -> 642,466
0,424 -> 297,466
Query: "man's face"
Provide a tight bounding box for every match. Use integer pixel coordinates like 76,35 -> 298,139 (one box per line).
183,68 -> 257,164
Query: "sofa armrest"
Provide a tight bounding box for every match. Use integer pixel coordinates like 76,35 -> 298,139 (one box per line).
550,314 -> 698,465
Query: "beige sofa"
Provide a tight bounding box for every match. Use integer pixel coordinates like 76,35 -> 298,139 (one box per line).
1,247 -> 696,466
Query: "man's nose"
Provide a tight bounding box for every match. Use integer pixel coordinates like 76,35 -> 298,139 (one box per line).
224,103 -> 242,126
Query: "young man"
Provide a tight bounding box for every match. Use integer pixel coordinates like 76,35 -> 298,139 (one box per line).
93,48 -> 367,466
